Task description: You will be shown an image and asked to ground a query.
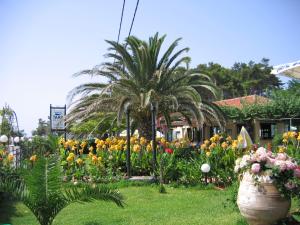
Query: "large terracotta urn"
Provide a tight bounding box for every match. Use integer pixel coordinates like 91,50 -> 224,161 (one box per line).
237,172 -> 291,225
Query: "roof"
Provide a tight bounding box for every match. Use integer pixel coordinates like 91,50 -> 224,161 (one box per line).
214,95 -> 269,109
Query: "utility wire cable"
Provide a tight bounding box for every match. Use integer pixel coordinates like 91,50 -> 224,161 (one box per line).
90,0 -> 140,138
117,0 -> 126,44
127,0 -> 140,38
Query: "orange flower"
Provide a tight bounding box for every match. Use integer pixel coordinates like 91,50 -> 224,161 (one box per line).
92,155 -> 98,164
221,142 -> 228,150
30,155 -> 37,162
8,154 -> 14,161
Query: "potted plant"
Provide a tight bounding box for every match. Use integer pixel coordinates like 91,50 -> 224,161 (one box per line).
235,146 -> 300,225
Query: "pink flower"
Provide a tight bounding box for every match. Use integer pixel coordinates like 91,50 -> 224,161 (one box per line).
255,147 -> 268,162
275,160 -> 287,171
286,161 -> 297,170
276,153 -> 287,161
258,153 -> 268,162
267,151 -> 273,157
256,147 -> 266,155
251,163 -> 261,174
294,167 -> 300,178
266,157 -> 275,165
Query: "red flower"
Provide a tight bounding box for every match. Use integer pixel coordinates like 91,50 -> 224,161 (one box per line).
165,148 -> 173,154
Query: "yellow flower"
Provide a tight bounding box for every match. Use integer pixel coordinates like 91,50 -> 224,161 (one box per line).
140,137 -> 147,145
288,131 -> 296,138
96,143 -> 102,150
160,138 -> 166,145
133,144 -> 141,153
30,155 -> 37,162
175,142 -> 181,148
8,154 -> 14,161
282,139 -> 288,144
200,144 -> 206,150
278,147 -> 285,153
226,136 -> 232,142
206,151 -> 211,157
80,141 -> 87,149
210,137 -> 216,143
79,149 -> 84,155
221,142 -> 228,150
92,155 -> 98,164
282,132 -> 288,139
68,153 -> 75,159
71,146 -> 77,151
297,133 -> 300,141
118,139 -> 125,145
209,143 -> 216,150
204,140 -> 210,146
98,156 -> 102,162
59,138 -> 65,145
88,152 -> 93,158
105,137 -> 111,145
89,146 -> 94,152
130,137 -> 136,144
213,134 -> 220,142
76,158 -> 83,165
66,156 -> 73,162
146,144 -> 152,152
232,140 -> 238,150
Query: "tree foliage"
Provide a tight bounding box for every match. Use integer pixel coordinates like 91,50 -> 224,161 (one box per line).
196,58 -> 282,99
0,155 -> 124,225
67,33 -> 225,139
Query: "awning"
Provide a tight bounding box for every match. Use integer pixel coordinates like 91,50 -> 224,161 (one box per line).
271,60 -> 300,79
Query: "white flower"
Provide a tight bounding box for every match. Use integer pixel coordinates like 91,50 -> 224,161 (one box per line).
234,165 -> 240,173
240,155 -> 250,168
256,147 -> 267,155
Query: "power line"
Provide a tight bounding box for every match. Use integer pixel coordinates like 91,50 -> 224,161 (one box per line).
127,0 -> 140,38
117,0 -> 126,44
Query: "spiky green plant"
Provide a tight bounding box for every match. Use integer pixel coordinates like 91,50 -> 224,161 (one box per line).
67,33 -> 225,139
0,155 -> 124,225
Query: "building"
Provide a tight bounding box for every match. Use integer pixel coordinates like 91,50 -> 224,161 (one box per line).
160,95 -> 300,145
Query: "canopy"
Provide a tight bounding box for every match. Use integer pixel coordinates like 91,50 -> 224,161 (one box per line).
271,60 -> 300,79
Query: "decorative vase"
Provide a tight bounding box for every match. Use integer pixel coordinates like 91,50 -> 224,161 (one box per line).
237,172 -> 291,225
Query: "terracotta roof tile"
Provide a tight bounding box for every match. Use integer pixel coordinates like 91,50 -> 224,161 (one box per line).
214,95 -> 269,109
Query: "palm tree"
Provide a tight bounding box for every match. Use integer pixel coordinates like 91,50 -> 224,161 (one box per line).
67,33 -> 225,139
0,155 -> 124,225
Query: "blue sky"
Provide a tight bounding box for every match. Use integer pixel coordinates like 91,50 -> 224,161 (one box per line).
0,0 -> 299,135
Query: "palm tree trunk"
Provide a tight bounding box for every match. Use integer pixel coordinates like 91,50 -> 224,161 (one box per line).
137,119 -> 153,140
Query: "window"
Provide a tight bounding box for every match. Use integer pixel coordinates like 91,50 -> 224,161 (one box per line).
226,129 -> 232,136
260,123 -> 276,139
210,126 -> 221,136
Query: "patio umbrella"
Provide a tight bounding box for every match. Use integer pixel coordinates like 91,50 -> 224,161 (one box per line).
271,60 -> 300,79
237,126 -> 253,149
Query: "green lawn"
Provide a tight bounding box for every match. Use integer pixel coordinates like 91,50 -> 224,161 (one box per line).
0,185 -> 247,225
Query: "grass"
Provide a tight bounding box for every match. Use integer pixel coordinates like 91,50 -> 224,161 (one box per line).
0,185 -> 247,225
